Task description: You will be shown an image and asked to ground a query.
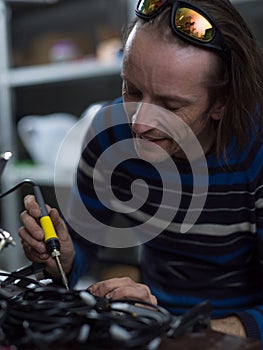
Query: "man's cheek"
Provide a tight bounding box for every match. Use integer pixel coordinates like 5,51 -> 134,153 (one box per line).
123,102 -> 135,121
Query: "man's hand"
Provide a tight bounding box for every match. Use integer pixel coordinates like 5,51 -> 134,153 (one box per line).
18,194 -> 75,279
211,316 -> 246,338
89,277 -> 247,339
88,277 -> 157,305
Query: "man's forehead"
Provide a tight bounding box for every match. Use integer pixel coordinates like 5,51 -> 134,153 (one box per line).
124,22 -> 217,74
126,21 -> 201,56
122,25 -> 217,100
125,24 -> 213,66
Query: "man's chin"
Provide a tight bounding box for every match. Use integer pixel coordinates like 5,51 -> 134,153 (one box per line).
134,147 -> 171,164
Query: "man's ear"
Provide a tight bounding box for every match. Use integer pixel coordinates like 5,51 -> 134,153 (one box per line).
210,100 -> 225,120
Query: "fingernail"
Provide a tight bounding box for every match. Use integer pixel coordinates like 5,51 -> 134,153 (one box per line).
40,253 -> 49,259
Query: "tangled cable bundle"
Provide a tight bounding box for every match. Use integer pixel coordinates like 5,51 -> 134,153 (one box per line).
0,268 -> 211,350
0,178 -> 211,349
0,283 -> 173,350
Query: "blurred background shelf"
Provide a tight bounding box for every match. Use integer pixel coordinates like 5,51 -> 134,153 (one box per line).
7,60 -> 122,87
0,0 -> 136,270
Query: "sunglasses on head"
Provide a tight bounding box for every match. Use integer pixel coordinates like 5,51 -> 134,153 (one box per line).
135,0 -> 230,61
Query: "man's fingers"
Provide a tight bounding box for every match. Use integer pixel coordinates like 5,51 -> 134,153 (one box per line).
18,225 -> 46,254
20,210 -> 43,240
20,194 -> 75,278
105,285 -> 157,304
88,277 -> 157,305
24,194 -> 52,217
49,208 -> 69,241
24,195 -> 41,217
89,277 -> 134,296
21,241 -> 49,262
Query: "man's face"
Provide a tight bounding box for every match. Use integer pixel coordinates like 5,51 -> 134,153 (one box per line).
122,23 -> 221,163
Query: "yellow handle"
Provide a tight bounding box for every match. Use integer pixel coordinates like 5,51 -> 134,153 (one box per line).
40,216 -> 58,241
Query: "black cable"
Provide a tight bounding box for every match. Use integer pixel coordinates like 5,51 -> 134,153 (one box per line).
0,283 -> 211,349
0,181 -> 211,349
0,179 -> 36,199
0,271 -> 43,289
1,262 -> 45,288
0,286 -> 174,350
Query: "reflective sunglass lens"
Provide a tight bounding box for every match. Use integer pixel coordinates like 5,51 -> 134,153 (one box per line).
137,0 -> 167,16
175,7 -> 215,42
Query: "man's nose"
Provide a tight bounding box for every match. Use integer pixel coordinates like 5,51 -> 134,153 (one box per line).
131,102 -> 154,134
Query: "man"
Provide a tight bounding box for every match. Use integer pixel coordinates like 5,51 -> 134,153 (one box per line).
19,0 -> 263,341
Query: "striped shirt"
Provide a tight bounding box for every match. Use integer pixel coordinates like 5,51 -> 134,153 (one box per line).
67,98 -> 263,340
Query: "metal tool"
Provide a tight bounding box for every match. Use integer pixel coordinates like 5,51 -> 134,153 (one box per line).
0,228 -> 16,253
0,152 -> 16,253
33,184 -> 69,291
0,151 -> 12,177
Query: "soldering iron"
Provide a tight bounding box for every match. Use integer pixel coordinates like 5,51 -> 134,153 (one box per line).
0,179 -> 69,290
32,183 -> 69,290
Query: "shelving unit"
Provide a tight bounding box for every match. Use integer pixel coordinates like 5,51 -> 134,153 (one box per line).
7,60 -> 122,87
0,0 -> 136,270
0,0 -> 135,152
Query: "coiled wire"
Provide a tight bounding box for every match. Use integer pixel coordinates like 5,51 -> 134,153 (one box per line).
0,282 -> 172,350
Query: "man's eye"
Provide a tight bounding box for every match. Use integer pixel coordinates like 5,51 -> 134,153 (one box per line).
164,104 -> 180,112
126,88 -> 141,97
129,90 -> 141,97
123,84 -> 142,98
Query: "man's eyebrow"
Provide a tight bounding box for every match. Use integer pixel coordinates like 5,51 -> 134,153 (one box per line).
154,93 -> 194,105
121,74 -> 194,105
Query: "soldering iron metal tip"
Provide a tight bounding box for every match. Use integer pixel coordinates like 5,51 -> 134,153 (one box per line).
54,255 -> 69,291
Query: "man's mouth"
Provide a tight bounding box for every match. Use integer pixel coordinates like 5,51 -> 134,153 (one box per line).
139,135 -> 166,142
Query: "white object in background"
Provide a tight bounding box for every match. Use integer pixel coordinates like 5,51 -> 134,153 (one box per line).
54,102 -> 104,183
17,113 -> 78,169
